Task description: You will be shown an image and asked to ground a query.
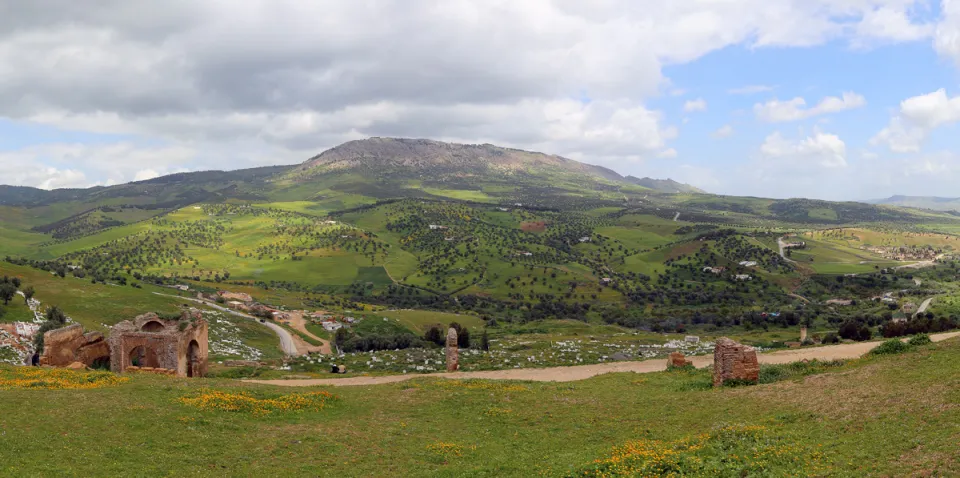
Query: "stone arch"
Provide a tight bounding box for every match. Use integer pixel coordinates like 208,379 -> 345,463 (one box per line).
129,345 -> 146,367
141,320 -> 165,332
129,345 -> 159,368
187,340 -> 201,378
90,355 -> 111,370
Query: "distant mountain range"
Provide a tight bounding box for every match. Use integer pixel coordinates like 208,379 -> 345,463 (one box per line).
0,138 -> 707,207
866,195 -> 960,212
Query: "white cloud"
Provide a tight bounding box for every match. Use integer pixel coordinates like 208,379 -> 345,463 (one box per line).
853,5 -> 934,47
712,124 -> 735,139
754,92 -> 867,122
0,0 -> 939,187
728,85 -> 775,95
657,148 -> 678,159
760,131 -> 847,168
0,143 -> 200,188
133,169 -> 161,181
683,98 -> 707,112
935,0 -> 960,65
871,89 -> 960,152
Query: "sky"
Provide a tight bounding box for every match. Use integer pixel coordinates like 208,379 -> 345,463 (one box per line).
6,1 -> 960,200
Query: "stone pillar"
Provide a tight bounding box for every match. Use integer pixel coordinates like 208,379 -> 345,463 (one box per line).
445,327 -> 459,372
800,326 -> 808,342
713,337 -> 759,387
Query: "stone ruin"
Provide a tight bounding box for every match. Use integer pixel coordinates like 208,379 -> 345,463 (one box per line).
37,309 -> 208,378
668,351 -> 692,368
39,324 -> 111,369
712,337 -> 759,387
108,310 -> 208,377
800,326 -> 808,342
445,327 -> 459,372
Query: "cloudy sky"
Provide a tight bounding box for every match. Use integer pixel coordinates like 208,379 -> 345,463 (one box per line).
5,1 -> 960,200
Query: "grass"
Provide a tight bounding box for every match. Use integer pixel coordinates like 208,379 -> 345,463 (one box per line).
1,338 -> 959,475
0,263 -> 185,331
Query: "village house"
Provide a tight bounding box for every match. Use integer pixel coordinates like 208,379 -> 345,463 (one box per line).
702,267 -> 725,274
322,321 -> 343,332
734,274 -> 752,281
601,278 -> 612,284
579,236 -> 591,243
738,261 -> 757,267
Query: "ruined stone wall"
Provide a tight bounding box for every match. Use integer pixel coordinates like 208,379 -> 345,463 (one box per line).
39,324 -> 110,367
713,337 -> 759,387
107,309 -> 209,378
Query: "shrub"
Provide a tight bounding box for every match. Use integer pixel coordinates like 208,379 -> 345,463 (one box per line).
838,320 -> 871,341
907,334 -> 932,346
871,339 -> 911,355
822,333 -> 840,344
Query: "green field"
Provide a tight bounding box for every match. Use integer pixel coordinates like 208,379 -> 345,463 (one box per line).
0,263 -> 185,330
2,338 -> 959,476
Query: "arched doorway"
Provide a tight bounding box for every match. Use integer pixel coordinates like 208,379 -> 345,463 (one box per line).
129,346 -> 146,367
187,340 -> 200,377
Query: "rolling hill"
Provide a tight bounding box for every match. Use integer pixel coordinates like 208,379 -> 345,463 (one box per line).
625,176 -> 705,194
867,195 -> 960,212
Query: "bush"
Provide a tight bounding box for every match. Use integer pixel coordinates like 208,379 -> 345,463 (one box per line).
907,334 -> 932,346
838,320 -> 872,342
822,333 -> 840,344
871,339 -> 911,355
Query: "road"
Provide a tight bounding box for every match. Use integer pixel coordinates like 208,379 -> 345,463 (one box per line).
777,236 -> 798,263
152,292 -> 298,356
244,332 -> 960,388
916,297 -> 934,317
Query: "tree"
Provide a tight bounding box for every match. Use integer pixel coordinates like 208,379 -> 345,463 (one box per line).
424,325 -> 444,346
458,327 -> 471,348
0,283 -> 16,306
22,286 -> 34,305
11,277 -> 21,288
480,329 -> 490,351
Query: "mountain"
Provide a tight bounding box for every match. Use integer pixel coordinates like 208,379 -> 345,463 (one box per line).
625,176 -> 705,194
291,137 -> 628,183
867,195 -> 960,212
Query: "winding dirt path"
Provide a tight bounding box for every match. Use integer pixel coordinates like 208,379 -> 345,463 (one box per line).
244,332 -> 960,388
283,311 -> 332,354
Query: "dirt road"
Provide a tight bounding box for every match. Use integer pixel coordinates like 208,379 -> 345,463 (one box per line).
777,236 -> 798,264
916,297 -> 934,316
282,311 -> 332,354
245,332 -> 960,388
153,292 -> 298,356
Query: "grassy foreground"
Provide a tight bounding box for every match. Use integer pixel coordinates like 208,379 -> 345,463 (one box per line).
2,340 -> 959,476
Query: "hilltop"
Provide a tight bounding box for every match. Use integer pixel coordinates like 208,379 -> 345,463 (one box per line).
291,137 -> 627,182
625,175 -> 705,194
868,195 -> 960,212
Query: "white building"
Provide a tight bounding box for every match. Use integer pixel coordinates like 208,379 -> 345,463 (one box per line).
738,261 -> 757,267
735,274 -> 752,281
322,321 -> 343,332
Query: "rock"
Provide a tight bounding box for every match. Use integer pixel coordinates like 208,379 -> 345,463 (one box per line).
445,327 -> 459,372
800,326 -> 808,342
668,352 -> 691,368
713,338 -> 759,387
